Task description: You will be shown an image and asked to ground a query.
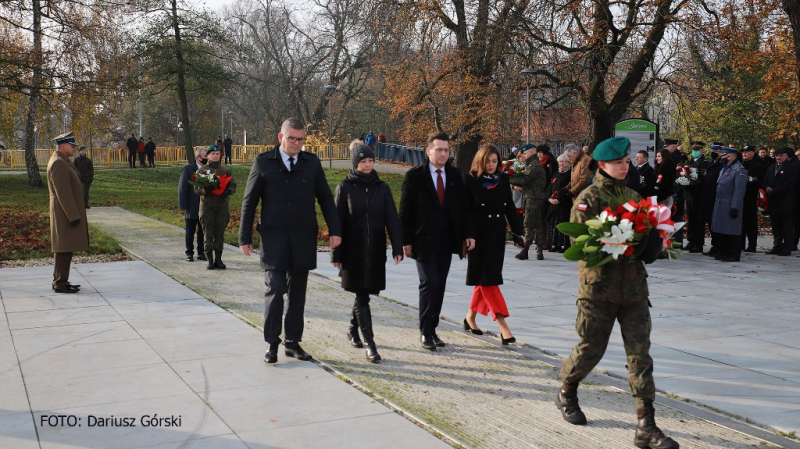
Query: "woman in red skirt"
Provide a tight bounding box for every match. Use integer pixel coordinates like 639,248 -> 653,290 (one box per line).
463,144 -> 525,344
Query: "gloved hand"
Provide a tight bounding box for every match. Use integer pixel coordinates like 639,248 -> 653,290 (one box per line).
729,208 -> 738,219
70,218 -> 81,226
634,228 -> 663,264
221,188 -> 232,198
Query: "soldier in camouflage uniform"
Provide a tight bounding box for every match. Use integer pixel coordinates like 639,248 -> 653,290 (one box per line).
196,145 -> 237,269
509,144 -> 547,260
556,137 -> 678,449
74,146 -> 94,209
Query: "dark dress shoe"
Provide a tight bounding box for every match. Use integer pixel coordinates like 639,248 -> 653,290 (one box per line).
186,255 -> 194,261
264,344 -> 278,363
53,285 -> 79,294
52,284 -> 80,291
766,248 -> 780,255
284,345 -> 312,361
432,333 -> 446,347
688,247 -> 703,253
501,335 -> 517,345
777,252 -> 791,256
197,253 -> 207,261
702,250 -> 716,256
743,247 -> 757,253
720,255 -> 740,262
463,318 -> 484,335
420,334 -> 436,351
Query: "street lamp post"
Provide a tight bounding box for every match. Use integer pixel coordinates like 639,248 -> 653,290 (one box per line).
324,84 -> 338,169
228,110 -> 233,137
521,68 -> 535,145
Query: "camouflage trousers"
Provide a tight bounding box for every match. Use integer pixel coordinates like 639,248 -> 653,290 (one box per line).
523,200 -> 546,247
559,298 -> 655,408
200,206 -> 230,254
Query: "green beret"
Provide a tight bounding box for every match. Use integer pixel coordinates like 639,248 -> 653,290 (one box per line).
593,137 -> 631,162
519,143 -> 536,152
207,144 -> 220,153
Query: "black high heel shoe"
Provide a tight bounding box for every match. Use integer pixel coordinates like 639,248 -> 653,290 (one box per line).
501,335 -> 516,345
463,318 -> 484,335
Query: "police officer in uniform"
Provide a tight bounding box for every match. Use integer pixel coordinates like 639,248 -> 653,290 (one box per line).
196,145 -> 236,269
74,146 -> 94,209
555,137 -> 678,449
510,143 -> 547,260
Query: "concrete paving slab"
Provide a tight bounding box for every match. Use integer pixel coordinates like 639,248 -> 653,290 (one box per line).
112,298 -> 226,321
19,338 -> 164,378
137,433 -> 251,449
6,304 -> 124,330
2,292 -> 108,313
9,321 -> 141,358
0,411 -> 40,449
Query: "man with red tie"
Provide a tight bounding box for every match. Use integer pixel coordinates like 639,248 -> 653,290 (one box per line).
399,132 -> 475,351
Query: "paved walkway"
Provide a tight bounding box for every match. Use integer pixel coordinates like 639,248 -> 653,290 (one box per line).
1,206 -> 797,448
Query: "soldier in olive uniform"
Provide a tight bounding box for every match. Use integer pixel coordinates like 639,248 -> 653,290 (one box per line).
196,145 -> 237,269
556,137 -> 678,449
510,143 -> 547,260
74,146 -> 94,209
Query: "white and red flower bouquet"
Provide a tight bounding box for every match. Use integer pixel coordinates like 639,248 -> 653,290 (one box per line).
557,195 -> 684,267
189,167 -> 232,196
502,159 -> 526,179
674,165 -> 699,189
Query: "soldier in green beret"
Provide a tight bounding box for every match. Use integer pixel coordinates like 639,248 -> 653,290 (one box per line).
555,137 -> 678,449
510,143 -> 547,260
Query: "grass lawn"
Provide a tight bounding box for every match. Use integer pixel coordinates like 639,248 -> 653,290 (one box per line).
0,164 -> 405,260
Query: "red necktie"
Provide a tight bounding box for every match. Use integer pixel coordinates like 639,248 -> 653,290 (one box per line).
436,169 -> 445,206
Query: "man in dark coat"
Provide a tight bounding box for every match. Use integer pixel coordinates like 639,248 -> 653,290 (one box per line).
759,147 -> 775,168
223,134 -> 233,164
47,132 -> 89,293
634,150 -> 655,198
740,145 -> 766,252
74,146 -> 94,209
144,137 -> 156,167
711,147 -> 747,262
126,134 -> 138,168
399,131 -> 475,351
239,117 -> 342,364
178,148 -> 207,262
763,147 -> 798,256
684,142 -> 706,253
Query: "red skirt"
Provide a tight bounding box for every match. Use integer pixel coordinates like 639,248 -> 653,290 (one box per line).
470,285 -> 509,320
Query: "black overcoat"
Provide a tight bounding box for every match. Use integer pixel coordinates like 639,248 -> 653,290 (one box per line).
636,163 -> 656,198
464,174 -> 523,286
764,160 -> 799,216
546,169 -> 572,223
654,161 -> 676,202
398,162 -> 474,263
178,163 -> 202,220
332,171 -> 403,293
239,146 -> 341,271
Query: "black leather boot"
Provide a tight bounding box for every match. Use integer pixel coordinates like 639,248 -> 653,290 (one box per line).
634,402 -> 679,449
515,244 -> 530,260
348,306 -> 363,348
356,305 -> 381,363
536,245 -> 544,260
214,251 -> 226,269
205,252 -> 214,269
555,382 -> 587,425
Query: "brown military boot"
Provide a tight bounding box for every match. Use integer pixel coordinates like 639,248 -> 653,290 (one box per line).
634,402 -> 679,449
555,382 -> 587,425
515,244 -> 530,260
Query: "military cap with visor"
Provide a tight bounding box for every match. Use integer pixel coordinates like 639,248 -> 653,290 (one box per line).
53,131 -> 80,147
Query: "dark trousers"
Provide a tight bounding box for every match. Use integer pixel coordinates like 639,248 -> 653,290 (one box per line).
672,191 -> 685,245
147,153 -> 155,167
771,214 -> 794,253
685,199 -> 704,247
793,208 -> 800,248
53,252 -> 73,287
184,218 -> 204,256
81,181 -> 91,207
224,150 -> 232,164
416,246 -> 452,336
138,153 -> 146,167
720,233 -> 742,259
263,270 -> 309,345
128,151 -> 137,167
741,193 -> 759,250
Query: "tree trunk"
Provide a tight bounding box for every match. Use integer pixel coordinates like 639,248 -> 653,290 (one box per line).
24,0 -> 44,187
587,106 -> 614,150
783,0 -> 800,86
454,136 -> 479,174
172,0 -> 194,164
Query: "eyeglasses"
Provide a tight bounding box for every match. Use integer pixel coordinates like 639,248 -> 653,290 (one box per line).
285,136 -> 305,143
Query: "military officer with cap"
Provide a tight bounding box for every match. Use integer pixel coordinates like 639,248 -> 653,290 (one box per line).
711,145 -> 747,262
763,147 -> 798,256
47,132 -> 89,293
556,137 -> 678,449
74,145 -> 94,209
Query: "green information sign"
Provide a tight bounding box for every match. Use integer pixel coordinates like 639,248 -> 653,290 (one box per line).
613,118 -> 658,162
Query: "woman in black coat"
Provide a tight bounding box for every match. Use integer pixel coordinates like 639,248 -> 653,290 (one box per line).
654,149 -> 677,204
332,142 -> 403,363
463,144 -> 524,345
546,154 -> 573,252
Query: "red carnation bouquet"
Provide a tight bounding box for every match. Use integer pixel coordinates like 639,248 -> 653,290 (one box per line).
189,167 -> 232,196
757,189 -> 768,212
557,192 -> 684,267
503,159 -> 526,179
